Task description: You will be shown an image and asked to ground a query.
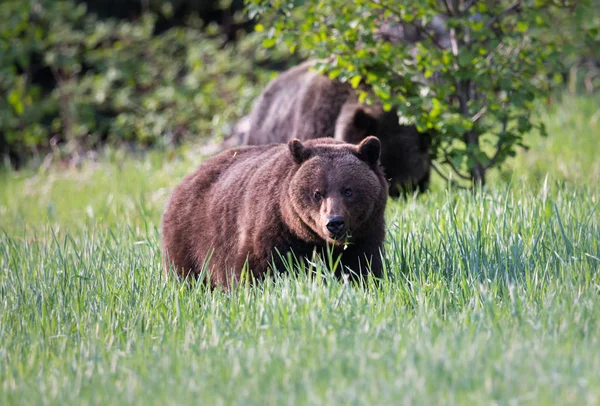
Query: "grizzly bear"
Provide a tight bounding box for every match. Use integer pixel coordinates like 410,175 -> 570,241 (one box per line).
161,137 -> 388,288
242,60 -> 431,197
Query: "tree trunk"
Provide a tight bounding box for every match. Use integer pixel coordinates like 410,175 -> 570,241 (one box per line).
457,79 -> 486,186
465,130 -> 485,186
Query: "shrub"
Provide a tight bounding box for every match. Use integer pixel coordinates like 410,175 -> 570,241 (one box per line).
247,0 -> 599,185
0,0 -> 291,166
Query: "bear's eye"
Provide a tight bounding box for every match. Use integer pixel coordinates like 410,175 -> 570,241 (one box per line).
343,188 -> 353,197
313,191 -> 323,201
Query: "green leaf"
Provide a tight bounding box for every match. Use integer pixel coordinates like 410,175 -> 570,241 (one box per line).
262,38 -> 277,48
517,21 -> 529,33
430,98 -> 442,119
350,75 -> 362,89
8,90 -> 24,115
328,69 -> 342,80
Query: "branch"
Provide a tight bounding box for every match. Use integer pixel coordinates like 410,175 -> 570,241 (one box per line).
485,0 -> 523,30
432,162 -> 470,190
483,145 -> 504,172
455,79 -> 470,116
441,0 -> 455,16
483,114 -> 508,171
370,1 -> 447,50
471,106 -> 487,123
405,20 -> 447,50
460,0 -> 477,15
442,150 -> 472,181
449,27 -> 459,57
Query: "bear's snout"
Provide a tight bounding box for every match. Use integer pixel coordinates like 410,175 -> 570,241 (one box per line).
326,216 -> 346,236
321,196 -> 349,241
389,181 -> 401,198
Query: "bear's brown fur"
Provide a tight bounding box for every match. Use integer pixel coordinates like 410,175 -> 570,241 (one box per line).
161,137 -> 388,288
243,60 -> 431,197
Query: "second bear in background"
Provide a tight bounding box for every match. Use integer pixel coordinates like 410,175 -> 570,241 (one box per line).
242,60 -> 432,198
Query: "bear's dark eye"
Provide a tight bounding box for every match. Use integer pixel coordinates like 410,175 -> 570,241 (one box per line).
343,188 -> 353,197
313,191 -> 323,201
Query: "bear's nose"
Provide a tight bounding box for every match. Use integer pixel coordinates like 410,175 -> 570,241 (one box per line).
326,216 -> 345,234
389,183 -> 401,199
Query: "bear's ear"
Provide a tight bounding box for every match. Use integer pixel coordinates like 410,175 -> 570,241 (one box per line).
352,108 -> 378,135
289,138 -> 311,164
356,136 -> 381,167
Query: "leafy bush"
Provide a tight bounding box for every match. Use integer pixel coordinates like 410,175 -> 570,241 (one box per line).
248,0 -> 599,185
1,0 -> 596,172
0,0 -> 291,166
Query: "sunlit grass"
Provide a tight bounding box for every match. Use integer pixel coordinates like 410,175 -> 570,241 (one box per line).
0,95 -> 599,404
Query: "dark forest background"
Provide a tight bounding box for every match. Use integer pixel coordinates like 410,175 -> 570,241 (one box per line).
0,0 -> 598,168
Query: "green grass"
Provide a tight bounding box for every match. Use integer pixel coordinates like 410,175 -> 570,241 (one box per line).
0,95 -> 599,405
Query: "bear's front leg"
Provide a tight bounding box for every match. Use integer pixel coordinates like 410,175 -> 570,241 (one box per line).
337,242 -> 384,280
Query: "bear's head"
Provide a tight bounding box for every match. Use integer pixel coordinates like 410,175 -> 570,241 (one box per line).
377,116 -> 431,197
335,104 -> 431,198
287,137 -> 388,245
334,104 -> 379,145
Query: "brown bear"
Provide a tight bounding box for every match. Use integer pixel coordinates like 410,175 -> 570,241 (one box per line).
161,137 -> 388,288
242,60 -> 431,198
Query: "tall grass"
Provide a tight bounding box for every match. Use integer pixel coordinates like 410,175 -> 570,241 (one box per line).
0,95 -> 598,404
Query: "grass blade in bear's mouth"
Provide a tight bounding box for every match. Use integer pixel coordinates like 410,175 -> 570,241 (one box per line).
330,230 -> 351,243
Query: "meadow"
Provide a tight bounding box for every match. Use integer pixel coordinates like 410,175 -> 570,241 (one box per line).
0,95 -> 599,405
